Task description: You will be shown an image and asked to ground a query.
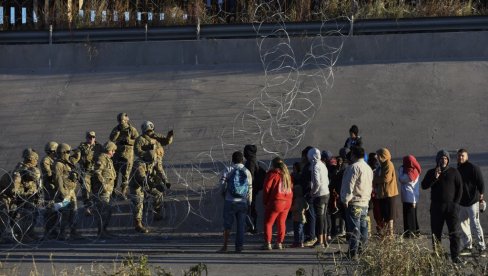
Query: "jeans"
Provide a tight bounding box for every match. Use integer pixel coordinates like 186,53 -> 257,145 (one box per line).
314,195 -> 329,238
304,199 -> 316,241
459,202 -> 486,250
345,205 -> 369,256
293,221 -> 304,243
223,200 -> 248,248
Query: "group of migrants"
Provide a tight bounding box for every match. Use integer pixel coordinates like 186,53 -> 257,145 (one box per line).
217,125 -> 485,263
0,112 -> 174,242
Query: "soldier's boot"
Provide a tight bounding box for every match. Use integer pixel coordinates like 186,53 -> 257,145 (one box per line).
134,219 -> 149,233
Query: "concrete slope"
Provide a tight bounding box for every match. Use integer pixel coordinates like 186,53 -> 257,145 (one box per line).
1,60 -> 487,234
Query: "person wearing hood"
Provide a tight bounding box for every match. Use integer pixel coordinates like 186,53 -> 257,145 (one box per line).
306,147 -> 330,248
398,155 -> 422,238
373,148 -> 398,237
243,144 -> 266,234
422,150 -> 463,263
299,146 -> 315,246
262,157 -> 293,250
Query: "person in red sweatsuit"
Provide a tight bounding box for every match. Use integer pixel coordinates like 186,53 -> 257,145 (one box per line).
262,157 -> 293,250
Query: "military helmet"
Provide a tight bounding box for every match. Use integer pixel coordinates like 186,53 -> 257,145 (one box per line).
141,121 -> 155,133
104,141 -> 117,152
45,141 -> 59,153
22,148 -> 39,161
57,143 -> 71,156
117,112 -> 129,123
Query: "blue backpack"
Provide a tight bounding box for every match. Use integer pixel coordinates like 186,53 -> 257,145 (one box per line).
227,167 -> 249,198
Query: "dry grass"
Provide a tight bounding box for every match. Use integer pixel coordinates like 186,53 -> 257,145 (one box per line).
5,0 -> 487,29
320,235 -> 488,275
0,254 -> 208,276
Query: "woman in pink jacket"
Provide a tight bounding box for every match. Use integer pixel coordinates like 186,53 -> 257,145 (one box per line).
262,157 -> 293,250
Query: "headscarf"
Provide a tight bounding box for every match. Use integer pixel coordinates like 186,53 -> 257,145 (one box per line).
403,155 -> 421,181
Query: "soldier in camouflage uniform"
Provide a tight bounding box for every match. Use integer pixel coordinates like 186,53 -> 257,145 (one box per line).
109,113 -> 139,199
12,149 -> 42,243
53,143 -> 82,240
130,150 -> 167,233
0,166 -> 21,242
74,131 -> 103,215
134,121 -> 173,190
92,142 -> 117,238
41,141 -> 59,239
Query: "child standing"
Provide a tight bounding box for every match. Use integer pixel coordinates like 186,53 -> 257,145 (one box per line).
291,185 -> 309,247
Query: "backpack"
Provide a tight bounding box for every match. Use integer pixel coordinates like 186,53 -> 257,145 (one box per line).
226,167 -> 249,198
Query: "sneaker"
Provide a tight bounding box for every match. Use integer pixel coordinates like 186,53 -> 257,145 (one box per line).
313,242 -> 325,249
261,243 -> 272,250
478,248 -> 486,257
452,257 -> 465,266
459,247 -> 472,256
274,243 -> 283,250
304,238 -> 318,247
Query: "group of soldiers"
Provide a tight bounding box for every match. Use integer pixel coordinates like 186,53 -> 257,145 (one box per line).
0,112 -> 174,242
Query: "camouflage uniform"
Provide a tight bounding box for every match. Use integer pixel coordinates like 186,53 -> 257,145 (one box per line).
74,132 -> 103,209
53,143 -> 81,240
41,141 -> 59,239
12,149 -> 42,242
134,128 -> 173,187
0,171 -> 20,242
109,113 -> 139,197
91,142 -> 117,238
129,151 -> 165,233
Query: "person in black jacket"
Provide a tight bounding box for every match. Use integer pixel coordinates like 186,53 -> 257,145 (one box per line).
457,149 -> 486,255
344,125 -> 363,150
299,146 -> 316,246
422,150 -> 463,263
243,145 -> 266,234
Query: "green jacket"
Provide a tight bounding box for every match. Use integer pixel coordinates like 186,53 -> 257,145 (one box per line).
129,159 -> 162,189
109,124 -> 139,158
13,162 -> 41,198
53,160 -> 78,200
75,142 -> 103,172
92,153 -> 116,196
134,132 -> 173,160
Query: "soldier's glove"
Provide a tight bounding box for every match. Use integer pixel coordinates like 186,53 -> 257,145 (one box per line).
167,130 -> 174,137
165,182 -> 171,190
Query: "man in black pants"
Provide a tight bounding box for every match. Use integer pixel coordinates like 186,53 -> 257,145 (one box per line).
422,150 -> 463,263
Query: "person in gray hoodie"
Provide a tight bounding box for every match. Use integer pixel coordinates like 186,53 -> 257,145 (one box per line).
341,146 -> 373,258
307,148 -> 330,247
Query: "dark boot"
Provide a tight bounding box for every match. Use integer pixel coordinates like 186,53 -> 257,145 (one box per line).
134,219 -> 149,233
